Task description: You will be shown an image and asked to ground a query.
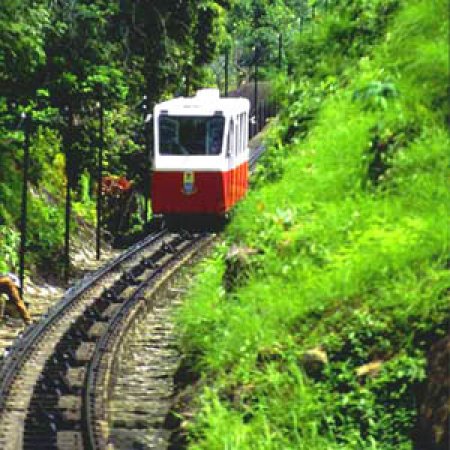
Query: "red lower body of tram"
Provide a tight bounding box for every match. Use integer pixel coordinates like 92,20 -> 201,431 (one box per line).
151,162 -> 248,215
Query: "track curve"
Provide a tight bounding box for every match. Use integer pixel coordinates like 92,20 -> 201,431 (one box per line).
0,141 -> 267,450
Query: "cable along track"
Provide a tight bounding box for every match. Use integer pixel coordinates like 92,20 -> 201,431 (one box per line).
0,229 -> 213,449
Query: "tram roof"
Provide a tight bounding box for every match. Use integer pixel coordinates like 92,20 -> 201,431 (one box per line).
154,89 -> 249,116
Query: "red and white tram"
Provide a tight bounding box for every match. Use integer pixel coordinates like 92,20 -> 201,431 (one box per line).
151,89 -> 250,216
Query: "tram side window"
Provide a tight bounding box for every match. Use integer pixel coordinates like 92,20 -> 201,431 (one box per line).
237,114 -> 241,155
228,118 -> 234,157
206,117 -> 225,155
235,116 -> 239,156
240,113 -> 244,153
245,113 -> 248,148
243,113 -> 247,149
246,113 -> 249,147
246,113 -> 249,148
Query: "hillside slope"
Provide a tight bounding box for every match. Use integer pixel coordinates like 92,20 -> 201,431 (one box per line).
176,1 -> 449,449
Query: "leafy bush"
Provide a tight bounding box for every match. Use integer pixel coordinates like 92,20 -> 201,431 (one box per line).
176,1 -> 449,449
0,225 -> 20,273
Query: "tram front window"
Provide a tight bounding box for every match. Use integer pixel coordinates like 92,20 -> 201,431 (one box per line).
159,116 -> 225,155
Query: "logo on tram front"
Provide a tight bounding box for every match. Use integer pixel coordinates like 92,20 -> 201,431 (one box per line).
182,171 -> 196,195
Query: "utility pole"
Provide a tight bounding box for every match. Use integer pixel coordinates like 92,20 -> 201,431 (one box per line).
142,95 -> 150,226
225,49 -> 229,97
96,90 -> 104,261
185,69 -> 190,97
252,0 -> 259,136
19,112 -> 31,299
64,105 -> 73,284
254,48 -> 259,136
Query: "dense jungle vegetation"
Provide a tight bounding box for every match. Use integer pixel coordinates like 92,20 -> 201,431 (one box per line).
176,0 -> 449,449
0,0 -> 304,274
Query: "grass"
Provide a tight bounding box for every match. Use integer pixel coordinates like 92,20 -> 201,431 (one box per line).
175,0 -> 449,448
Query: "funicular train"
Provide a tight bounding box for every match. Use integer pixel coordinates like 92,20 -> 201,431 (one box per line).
151,89 -> 250,218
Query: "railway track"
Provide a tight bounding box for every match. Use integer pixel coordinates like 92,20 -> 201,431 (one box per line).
249,143 -> 265,172
105,266 -> 191,449
0,229 -> 214,449
0,144 -> 265,450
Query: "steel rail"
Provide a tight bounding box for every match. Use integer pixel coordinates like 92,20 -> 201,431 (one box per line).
0,229 -> 167,415
18,233 -> 188,450
83,232 -> 212,449
249,144 -> 266,173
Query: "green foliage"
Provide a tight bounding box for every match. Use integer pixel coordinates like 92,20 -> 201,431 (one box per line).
0,150 -> 66,275
176,0 -> 450,448
218,0 -> 306,88
0,226 -> 20,273
79,171 -> 91,205
29,126 -> 62,185
352,81 -> 398,111
320,353 -> 426,448
0,0 -> 50,97
27,195 -> 65,274
73,170 -> 96,224
0,0 -> 233,273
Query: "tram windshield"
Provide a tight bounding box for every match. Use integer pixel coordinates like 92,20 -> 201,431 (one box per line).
159,115 -> 225,156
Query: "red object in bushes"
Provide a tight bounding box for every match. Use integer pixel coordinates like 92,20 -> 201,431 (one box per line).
102,176 -> 133,197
